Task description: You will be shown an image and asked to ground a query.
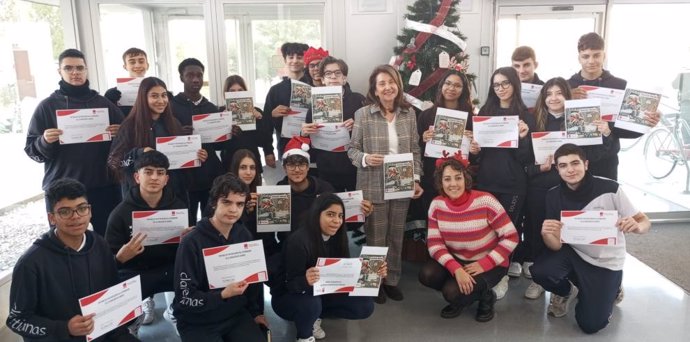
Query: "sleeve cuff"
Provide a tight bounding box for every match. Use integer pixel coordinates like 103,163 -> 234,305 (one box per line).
362,154 -> 369,168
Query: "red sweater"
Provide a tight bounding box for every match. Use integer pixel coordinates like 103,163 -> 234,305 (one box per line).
427,190 -> 518,274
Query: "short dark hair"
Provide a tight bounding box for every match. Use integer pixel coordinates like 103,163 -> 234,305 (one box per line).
178,58 -> 205,76
58,48 -> 85,65
577,32 -> 605,52
45,178 -> 87,213
283,154 -> 308,166
223,75 -> 248,92
208,173 -> 249,210
433,159 -> 473,196
511,46 -> 536,62
554,143 -> 587,164
134,150 -> 170,171
122,48 -> 147,62
280,42 -> 309,59
319,56 -> 349,77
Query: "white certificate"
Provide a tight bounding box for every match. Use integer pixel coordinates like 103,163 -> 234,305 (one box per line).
335,190 -> 365,223
311,124 -> 350,152
424,108 -> 468,158
472,116 -> 519,148
614,88 -> 661,134
383,153 -> 415,200
313,257 -> 362,296
577,86 -> 625,121
156,135 -> 202,170
202,240 -> 268,289
531,131 -> 567,165
256,185 -> 292,232
521,83 -> 543,109
225,91 -> 256,131
131,209 -> 188,246
281,108 -> 308,138
192,112 -> 233,143
311,86 -> 343,124
350,246 -> 388,297
56,108 -> 111,145
116,77 -> 143,106
79,275 -> 142,340
561,210 -> 619,245
565,99 -> 602,146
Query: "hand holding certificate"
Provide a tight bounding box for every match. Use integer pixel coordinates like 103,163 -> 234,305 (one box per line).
565,99 -> 603,146
472,116 -> 519,148
156,135 -> 202,169
313,258 -> 362,296
203,240 -> 268,289
561,210 -> 619,245
335,190 -> 365,222
79,275 -> 142,340
225,91 -> 256,131
577,86 -> 625,121
424,108 -> 468,158
350,246 -> 388,296
531,131 -> 567,165
614,89 -> 661,134
56,108 -> 111,144
132,209 -> 188,245
311,86 -> 343,124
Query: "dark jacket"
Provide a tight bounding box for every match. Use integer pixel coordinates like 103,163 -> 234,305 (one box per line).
104,86 -> 133,117
218,106 -> 274,174
527,73 -> 545,86
105,186 -> 186,272
170,94 -> 225,191
25,86 -> 124,190
172,217 -> 261,327
6,229 -> 136,342
306,85 -> 365,176
263,75 -> 310,157
276,175 -> 334,244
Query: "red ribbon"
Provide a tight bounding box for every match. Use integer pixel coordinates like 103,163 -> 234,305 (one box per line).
393,0 -> 453,67
408,67 -> 448,97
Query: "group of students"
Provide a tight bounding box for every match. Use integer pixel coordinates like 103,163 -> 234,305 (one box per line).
8,31 -> 656,342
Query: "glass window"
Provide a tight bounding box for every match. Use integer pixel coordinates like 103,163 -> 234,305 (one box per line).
98,4 -> 147,88
167,16 -> 209,98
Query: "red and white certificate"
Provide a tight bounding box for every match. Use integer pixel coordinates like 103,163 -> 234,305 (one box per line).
79,275 -> 142,340
472,116 -> 519,148
131,209 -> 188,246
521,83 -> 543,109
56,108 -> 111,144
531,131 -> 567,165
116,77 -> 143,106
155,135 -> 202,169
311,124 -> 350,152
192,112 -> 233,143
335,190 -> 365,223
561,210 -> 619,245
577,86 -> 625,121
202,240 -> 268,289
313,258 -> 362,296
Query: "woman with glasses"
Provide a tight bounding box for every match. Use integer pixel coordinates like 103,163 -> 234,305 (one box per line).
348,65 -> 423,303
471,67 -> 534,300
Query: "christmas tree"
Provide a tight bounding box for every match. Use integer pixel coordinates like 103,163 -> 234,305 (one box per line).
393,0 -> 476,104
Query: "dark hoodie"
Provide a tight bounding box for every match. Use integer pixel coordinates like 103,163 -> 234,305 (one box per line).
105,186 -> 186,272
6,229 -> 135,342
527,73 -> 545,86
263,75 -> 311,157
24,80 -> 124,190
276,175 -> 334,244
172,217 -> 261,328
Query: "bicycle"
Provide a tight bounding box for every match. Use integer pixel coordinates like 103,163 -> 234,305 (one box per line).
643,112 -> 690,192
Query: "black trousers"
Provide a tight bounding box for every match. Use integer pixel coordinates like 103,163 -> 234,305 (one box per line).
490,191 -> 526,264
419,258 -> 506,307
178,311 -> 265,342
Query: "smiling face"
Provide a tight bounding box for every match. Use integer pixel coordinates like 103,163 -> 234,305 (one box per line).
492,73 -> 514,103
441,74 -> 463,103
578,48 -> 605,79
147,85 -> 169,117
284,156 -> 309,186
285,54 -> 305,74
237,157 -> 257,185
59,57 -> 87,87
181,65 -> 204,95
124,54 -> 149,77
322,62 -> 346,86
49,197 -> 91,239
212,192 -> 246,227
319,203 -> 344,236
308,59 -> 322,82
441,165 -> 466,200
374,71 -> 399,107
556,154 -> 589,190
545,85 -> 566,113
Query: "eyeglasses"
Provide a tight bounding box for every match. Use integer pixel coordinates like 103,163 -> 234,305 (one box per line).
285,163 -> 309,171
308,63 -> 321,70
492,80 -> 511,90
54,204 -> 91,219
61,65 -> 87,74
324,70 -> 343,78
443,81 -> 463,89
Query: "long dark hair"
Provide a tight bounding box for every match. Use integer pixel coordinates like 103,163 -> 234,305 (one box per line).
229,149 -> 262,192
366,65 -> 410,111
480,67 -> 527,119
109,77 -> 182,178
534,77 -> 572,131
305,193 -> 349,259
434,70 -> 474,113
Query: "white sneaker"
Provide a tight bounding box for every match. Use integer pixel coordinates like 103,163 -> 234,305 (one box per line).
493,275 -> 509,300
297,337 -> 316,342
524,281 -> 545,299
312,318 -> 326,339
522,262 -> 533,279
508,262 -> 522,277
163,304 -> 179,336
141,297 -> 155,325
547,283 -> 579,318
128,315 -> 144,337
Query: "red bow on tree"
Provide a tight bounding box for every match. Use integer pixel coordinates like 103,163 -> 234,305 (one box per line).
435,150 -> 469,168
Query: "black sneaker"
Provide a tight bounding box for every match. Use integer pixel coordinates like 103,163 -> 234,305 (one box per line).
383,285 -> 404,301
475,290 -> 496,322
374,288 -> 386,304
440,303 -> 463,319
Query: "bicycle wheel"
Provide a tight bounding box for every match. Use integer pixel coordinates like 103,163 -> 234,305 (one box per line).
644,129 -> 679,179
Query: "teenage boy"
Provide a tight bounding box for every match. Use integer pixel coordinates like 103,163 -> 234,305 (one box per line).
25,48 -> 124,236
511,46 -> 544,85
104,47 -> 150,117
263,42 -> 310,160
105,150 -> 188,328
567,32 -> 660,180
530,143 -> 650,334
303,47 -> 329,86
6,178 -> 139,342
172,173 -> 266,341
170,58 -> 225,226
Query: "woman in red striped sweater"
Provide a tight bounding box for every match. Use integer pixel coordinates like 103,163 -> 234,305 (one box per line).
418,156 -> 518,321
